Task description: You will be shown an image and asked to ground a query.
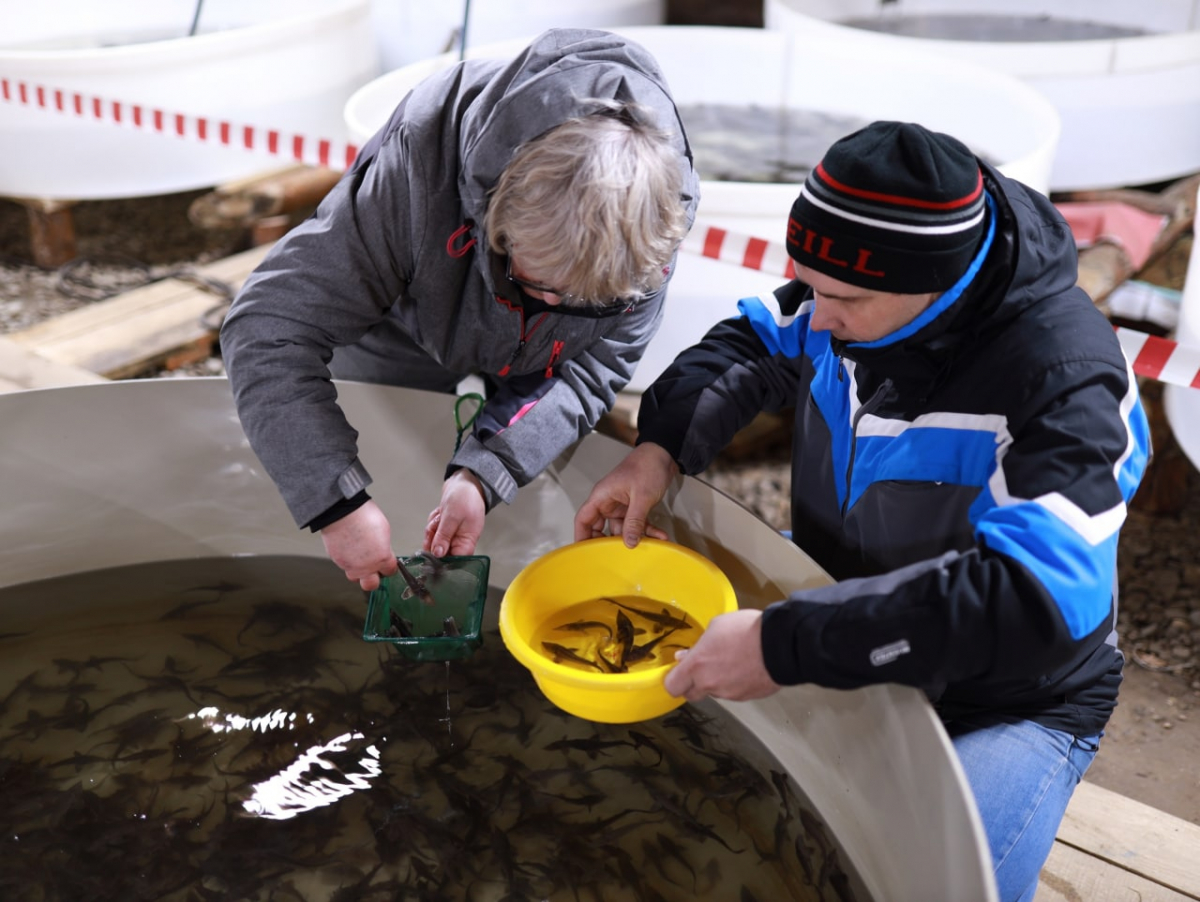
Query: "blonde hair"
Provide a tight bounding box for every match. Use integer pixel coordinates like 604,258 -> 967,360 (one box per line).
485,100 -> 689,307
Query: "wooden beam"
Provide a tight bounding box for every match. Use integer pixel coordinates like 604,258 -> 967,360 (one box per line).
188,165 -> 341,230
8,242 -> 272,379
1036,841 -> 1197,902
21,198 -> 78,268
1051,781 -> 1200,898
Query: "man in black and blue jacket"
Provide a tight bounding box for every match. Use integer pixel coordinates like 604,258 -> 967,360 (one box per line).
574,120 -> 1152,901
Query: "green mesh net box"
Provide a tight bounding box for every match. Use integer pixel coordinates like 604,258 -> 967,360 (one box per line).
363,554 -> 490,661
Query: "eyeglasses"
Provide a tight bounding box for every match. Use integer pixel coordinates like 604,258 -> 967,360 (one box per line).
505,253 -> 575,302
505,252 -> 642,313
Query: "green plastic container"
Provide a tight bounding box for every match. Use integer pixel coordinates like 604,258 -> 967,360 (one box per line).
363,554 -> 490,661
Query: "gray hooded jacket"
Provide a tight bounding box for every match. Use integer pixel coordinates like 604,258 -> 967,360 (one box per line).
220,29 -> 699,527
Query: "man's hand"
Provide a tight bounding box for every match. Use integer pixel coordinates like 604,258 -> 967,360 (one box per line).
424,468 -> 486,558
320,500 -> 398,592
663,609 -> 781,702
573,442 -> 679,546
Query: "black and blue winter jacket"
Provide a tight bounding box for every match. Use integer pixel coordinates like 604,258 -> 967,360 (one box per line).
637,163 -> 1151,737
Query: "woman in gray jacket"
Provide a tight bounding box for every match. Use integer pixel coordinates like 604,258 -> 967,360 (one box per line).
221,28 -> 699,590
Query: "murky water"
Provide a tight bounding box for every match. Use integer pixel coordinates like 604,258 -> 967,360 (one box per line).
676,104 -> 868,185
840,13 -> 1150,42
0,556 -> 867,901
676,103 -> 1000,186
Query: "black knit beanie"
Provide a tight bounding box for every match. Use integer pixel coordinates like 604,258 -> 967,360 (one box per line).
787,121 -> 987,294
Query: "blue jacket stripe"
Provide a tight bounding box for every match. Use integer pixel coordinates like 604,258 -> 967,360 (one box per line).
740,296 -> 855,509
1115,369 -> 1152,503
848,424 -> 1000,506
974,498 -> 1118,640
737,294 -> 804,357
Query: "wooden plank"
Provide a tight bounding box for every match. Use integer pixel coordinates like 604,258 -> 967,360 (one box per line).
1036,841 -> 1196,902
8,242 -> 272,379
1054,781 -> 1200,898
0,335 -> 108,393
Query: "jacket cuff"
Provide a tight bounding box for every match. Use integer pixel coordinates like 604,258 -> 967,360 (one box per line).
448,435 -> 517,510
305,490 -> 371,532
337,458 -> 373,498
760,600 -> 808,685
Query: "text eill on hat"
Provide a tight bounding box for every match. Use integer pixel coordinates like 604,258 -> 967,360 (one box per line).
787,121 -> 987,295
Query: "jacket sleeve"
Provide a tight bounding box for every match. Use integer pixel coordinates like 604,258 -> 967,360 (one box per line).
448,274 -> 672,509
760,353 -> 1152,693
637,284 -> 808,474
219,139 -> 414,528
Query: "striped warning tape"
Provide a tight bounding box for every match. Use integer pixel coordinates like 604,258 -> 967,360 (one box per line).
682,222 -> 797,281
682,221 -> 1200,390
1114,327 -> 1200,389
0,76 -> 360,171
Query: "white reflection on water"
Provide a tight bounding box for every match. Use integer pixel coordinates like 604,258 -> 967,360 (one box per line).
182,707 -> 383,820
242,731 -> 382,821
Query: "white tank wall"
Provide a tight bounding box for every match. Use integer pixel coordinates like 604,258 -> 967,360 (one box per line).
369,0 -> 666,72
0,378 -> 997,900
344,24 -> 1059,391
766,0 -> 1200,190
779,0 -> 1200,33
1163,184 -> 1200,473
0,0 -> 379,200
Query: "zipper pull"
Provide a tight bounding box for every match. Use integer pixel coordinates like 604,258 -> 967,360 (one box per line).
498,339 -> 526,377
545,339 -> 565,378
837,354 -> 846,382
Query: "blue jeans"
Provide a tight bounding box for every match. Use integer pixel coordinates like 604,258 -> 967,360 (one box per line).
949,719 -> 1100,902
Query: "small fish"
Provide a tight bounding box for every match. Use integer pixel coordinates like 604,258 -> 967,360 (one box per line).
544,737 -> 634,758
553,619 -> 613,638
626,628 -> 680,665
596,611 -> 635,672
614,611 -> 635,662
394,558 -> 435,606
627,730 -> 664,765
388,611 -> 414,638
413,551 -> 449,583
602,597 -> 694,632
540,641 -> 606,673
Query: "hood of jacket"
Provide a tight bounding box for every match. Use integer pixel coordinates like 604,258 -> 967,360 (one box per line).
445,28 -> 698,280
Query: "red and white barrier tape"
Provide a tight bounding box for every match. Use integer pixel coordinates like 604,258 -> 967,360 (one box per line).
683,221 -> 1200,390
681,221 -> 797,281
0,77 -> 360,171
1113,328 -> 1200,389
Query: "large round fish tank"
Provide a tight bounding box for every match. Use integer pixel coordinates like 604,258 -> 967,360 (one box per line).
343,24 -> 1059,392
1164,183 -> 1200,474
765,0 -> 1200,192
0,378 -> 996,899
0,0 -> 379,200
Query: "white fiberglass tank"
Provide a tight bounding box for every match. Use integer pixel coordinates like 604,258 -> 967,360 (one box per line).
0,0 -> 379,200
1163,183 -> 1200,473
343,25 -> 1059,391
369,0 -> 666,72
765,0 -> 1200,192
0,377 -> 998,901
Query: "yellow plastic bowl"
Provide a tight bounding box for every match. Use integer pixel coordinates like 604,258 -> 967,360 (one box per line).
499,537 -> 738,723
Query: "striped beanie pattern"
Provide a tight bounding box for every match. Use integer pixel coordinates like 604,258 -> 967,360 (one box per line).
786,121 -> 987,294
